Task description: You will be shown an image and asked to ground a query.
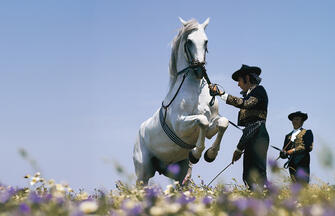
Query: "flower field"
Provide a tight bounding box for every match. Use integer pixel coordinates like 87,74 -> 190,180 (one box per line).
1,168 -> 335,216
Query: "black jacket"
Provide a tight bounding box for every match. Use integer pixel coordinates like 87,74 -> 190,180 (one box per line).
280,129 -> 313,167
226,85 -> 268,126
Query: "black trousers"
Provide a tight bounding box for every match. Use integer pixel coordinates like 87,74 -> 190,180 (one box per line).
242,123 -> 269,190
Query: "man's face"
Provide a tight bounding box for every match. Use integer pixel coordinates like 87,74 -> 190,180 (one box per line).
238,76 -> 249,92
291,116 -> 303,129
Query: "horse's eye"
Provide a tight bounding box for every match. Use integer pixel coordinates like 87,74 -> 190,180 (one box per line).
204,41 -> 208,53
186,39 -> 192,47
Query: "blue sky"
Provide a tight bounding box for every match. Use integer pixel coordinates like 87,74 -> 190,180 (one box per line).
1,0 -> 334,191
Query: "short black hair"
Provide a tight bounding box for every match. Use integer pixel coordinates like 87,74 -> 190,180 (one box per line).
239,73 -> 258,84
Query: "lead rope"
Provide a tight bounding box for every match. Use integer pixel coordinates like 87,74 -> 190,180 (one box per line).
207,151 -> 245,187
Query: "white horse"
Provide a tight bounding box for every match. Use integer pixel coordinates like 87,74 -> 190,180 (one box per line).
133,18 -> 229,185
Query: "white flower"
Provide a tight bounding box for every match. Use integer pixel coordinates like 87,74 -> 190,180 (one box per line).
79,201 -> 98,214
166,203 -> 181,213
164,184 -> 174,195
183,191 -> 191,197
189,203 -> 205,213
310,204 -> 323,216
123,199 -> 136,209
150,206 -> 165,216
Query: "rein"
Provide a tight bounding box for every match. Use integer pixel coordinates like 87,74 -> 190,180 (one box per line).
160,62 -> 209,150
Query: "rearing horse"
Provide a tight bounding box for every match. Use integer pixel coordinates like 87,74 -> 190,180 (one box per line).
133,18 -> 229,185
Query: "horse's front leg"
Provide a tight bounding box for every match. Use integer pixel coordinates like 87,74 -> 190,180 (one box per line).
204,116 -> 229,162
176,114 -> 209,164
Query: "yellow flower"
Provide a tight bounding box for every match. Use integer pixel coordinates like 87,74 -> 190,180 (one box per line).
30,177 -> 41,186
56,184 -> 65,192
79,201 -> 98,214
48,179 -> 55,186
76,192 -> 89,200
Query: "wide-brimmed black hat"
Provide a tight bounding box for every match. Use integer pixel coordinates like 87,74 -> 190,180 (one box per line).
232,64 -> 262,81
288,111 -> 308,121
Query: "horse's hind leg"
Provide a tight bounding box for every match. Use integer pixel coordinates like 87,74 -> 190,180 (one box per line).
166,159 -> 190,185
133,132 -> 155,185
204,116 -> 229,162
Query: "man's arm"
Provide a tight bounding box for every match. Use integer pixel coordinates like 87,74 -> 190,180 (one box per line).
280,135 -> 289,159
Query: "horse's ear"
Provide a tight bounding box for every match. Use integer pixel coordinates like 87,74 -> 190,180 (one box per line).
179,17 -> 187,26
201,17 -> 210,29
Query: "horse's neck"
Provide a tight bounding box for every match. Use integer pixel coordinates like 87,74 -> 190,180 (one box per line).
165,73 -> 202,104
164,48 -> 204,107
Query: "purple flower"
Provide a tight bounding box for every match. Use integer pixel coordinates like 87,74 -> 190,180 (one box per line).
19,203 -> 31,214
290,183 -> 302,195
44,193 -> 53,202
71,211 -> 84,216
0,187 -> 17,203
128,205 -> 143,216
0,191 -> 11,203
247,199 -> 268,216
167,164 -> 180,175
202,196 -> 213,205
144,187 -> 160,200
56,197 -> 65,206
233,198 -> 248,211
263,199 -> 273,209
268,159 -> 277,167
268,159 -> 280,172
323,208 -> 335,216
296,168 -> 307,179
177,194 -> 195,205
29,192 -> 43,204
282,199 -> 296,210
264,180 -> 279,194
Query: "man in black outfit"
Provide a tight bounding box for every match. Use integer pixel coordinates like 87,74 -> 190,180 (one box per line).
279,111 -> 313,184
210,64 -> 269,190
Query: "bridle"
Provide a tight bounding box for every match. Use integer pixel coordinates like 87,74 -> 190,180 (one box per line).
163,38 -> 215,111
159,38 -> 214,150
159,37 -> 241,151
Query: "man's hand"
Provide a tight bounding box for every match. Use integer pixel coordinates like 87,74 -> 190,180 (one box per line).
182,162 -> 193,185
279,151 -> 288,159
232,150 -> 242,164
286,149 -> 295,155
209,84 -> 225,96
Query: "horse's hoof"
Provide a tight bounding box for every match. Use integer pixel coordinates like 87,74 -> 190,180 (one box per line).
204,149 -> 216,163
189,151 -> 200,164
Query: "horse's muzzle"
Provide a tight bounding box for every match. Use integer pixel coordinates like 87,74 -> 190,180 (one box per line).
190,61 -> 206,79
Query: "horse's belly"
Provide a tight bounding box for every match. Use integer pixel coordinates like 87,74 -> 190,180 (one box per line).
140,113 -> 190,163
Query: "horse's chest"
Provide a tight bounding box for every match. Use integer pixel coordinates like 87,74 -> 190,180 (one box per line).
181,94 -> 211,115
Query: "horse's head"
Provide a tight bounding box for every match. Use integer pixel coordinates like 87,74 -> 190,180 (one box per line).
170,18 -> 210,80
179,17 -> 209,66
